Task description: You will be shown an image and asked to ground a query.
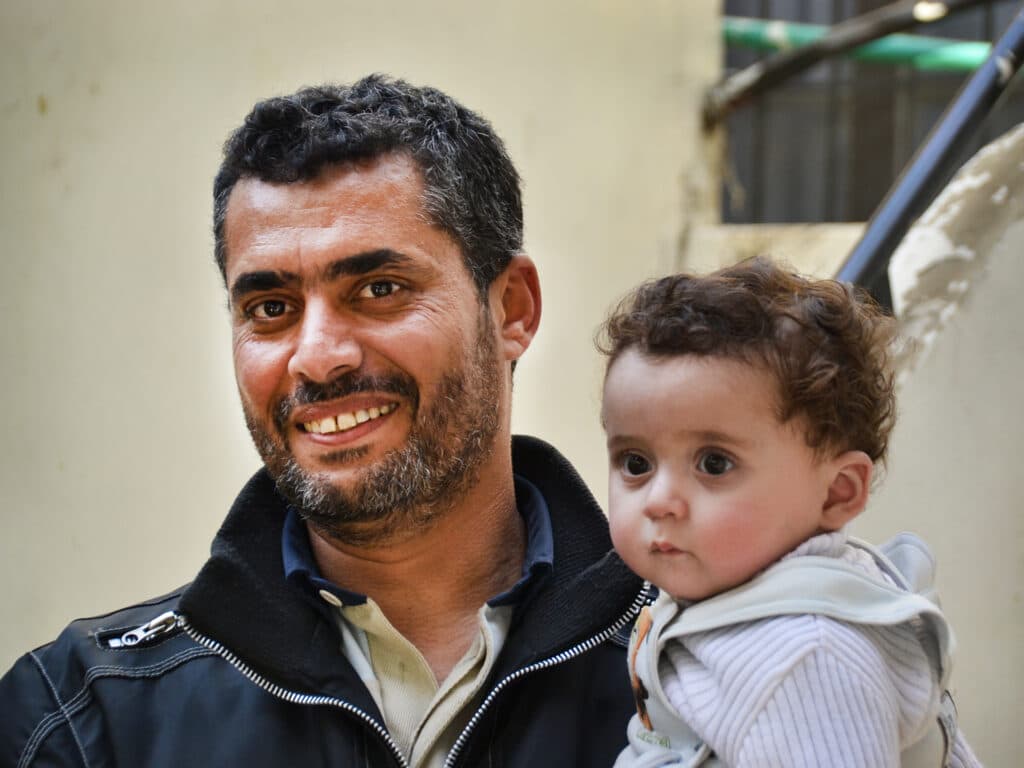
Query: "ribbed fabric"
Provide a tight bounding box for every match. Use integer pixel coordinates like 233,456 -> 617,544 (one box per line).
662,614 -> 921,766
641,532 -> 981,767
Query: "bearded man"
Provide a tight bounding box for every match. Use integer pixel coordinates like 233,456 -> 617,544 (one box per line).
1,75 -> 646,767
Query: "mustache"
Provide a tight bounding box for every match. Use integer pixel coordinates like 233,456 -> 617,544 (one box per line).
273,371 -> 418,432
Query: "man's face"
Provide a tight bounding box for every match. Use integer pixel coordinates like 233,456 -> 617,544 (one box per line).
223,154 -> 504,545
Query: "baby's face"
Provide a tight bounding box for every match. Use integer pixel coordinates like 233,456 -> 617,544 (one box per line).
602,349 -> 837,601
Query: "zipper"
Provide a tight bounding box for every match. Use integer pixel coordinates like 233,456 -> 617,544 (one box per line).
176,614 -> 409,768
165,582 -> 648,768
442,583 -> 651,768
106,611 -> 181,649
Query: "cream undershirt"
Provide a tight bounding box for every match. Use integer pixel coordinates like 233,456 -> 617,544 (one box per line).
331,598 -> 512,768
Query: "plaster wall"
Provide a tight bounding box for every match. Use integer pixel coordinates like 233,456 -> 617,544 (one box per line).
681,221 -> 864,275
0,2 -> 719,670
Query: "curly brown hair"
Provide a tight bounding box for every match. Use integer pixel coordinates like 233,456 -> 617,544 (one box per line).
597,257 -> 897,464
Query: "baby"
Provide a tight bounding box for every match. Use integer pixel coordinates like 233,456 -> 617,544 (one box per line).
599,258 -> 980,767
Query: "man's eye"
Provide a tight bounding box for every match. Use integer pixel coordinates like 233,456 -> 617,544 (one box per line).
697,452 -> 734,476
248,300 -> 289,319
621,453 -> 652,477
359,281 -> 401,299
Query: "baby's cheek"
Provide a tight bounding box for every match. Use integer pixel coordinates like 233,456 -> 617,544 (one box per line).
608,512 -> 631,554
703,509 -> 771,582
608,513 -> 643,570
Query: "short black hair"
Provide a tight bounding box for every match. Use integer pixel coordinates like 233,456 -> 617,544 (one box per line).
213,74 -> 522,294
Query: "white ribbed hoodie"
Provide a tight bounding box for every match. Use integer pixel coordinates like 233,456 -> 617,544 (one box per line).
616,531 -> 982,768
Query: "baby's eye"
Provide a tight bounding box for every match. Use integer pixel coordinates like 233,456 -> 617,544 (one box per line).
697,451 -> 734,476
621,452 -> 652,477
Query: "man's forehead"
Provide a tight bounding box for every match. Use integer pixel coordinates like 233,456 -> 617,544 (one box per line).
221,156 -> 438,270
227,154 -> 427,221
220,154 -> 476,294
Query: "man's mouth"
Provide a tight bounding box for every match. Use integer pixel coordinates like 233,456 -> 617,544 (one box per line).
301,403 -> 398,435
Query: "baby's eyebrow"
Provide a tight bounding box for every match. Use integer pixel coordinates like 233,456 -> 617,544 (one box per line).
690,429 -> 751,448
604,433 -> 634,449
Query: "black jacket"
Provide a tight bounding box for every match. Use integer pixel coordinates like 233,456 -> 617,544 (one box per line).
2,436 -> 646,767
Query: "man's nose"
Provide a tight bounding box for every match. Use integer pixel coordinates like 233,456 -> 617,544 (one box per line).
643,474 -> 688,520
287,299 -> 363,383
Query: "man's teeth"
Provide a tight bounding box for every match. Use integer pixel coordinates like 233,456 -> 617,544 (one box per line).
304,403 -> 396,434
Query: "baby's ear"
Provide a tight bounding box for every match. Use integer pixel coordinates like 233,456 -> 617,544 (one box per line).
820,451 -> 873,530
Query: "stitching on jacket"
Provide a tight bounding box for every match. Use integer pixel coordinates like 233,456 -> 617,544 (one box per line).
17,710 -> 65,768
66,648 -> 219,714
26,652 -> 92,768
17,647 -> 216,767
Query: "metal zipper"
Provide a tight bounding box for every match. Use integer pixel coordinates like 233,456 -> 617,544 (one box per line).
176,614 -> 409,768
106,610 -> 181,648
442,583 -> 651,768
167,582 -> 648,768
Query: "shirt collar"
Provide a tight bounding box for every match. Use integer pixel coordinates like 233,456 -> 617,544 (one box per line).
488,474 -> 555,606
282,474 -> 555,611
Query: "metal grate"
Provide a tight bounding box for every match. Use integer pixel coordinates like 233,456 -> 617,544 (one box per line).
722,0 -> 1024,224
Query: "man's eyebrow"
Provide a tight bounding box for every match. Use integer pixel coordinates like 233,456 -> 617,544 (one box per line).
228,249 -> 412,305
230,270 -> 299,305
324,249 -> 413,281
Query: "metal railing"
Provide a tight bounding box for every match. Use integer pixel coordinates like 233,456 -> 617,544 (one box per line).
837,7 -> 1024,299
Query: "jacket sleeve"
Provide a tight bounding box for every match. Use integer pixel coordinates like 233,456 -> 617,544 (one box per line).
0,651 -> 87,767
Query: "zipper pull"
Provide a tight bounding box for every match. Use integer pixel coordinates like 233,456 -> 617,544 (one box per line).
107,611 -> 180,649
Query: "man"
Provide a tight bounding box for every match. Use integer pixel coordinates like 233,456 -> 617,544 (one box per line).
1,76 -> 646,767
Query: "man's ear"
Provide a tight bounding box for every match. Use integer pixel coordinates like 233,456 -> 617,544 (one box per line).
489,255 -> 541,363
820,451 -> 874,530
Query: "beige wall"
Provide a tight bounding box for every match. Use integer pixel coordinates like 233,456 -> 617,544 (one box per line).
0,2 -> 719,669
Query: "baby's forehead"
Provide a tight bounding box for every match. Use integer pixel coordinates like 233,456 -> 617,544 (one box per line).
603,348 -> 780,405
602,347 -> 812,433
607,347 -> 780,392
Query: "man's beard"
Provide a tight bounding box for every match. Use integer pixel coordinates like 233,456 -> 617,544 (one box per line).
243,306 -> 502,546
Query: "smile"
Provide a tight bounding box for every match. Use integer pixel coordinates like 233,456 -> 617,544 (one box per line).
301,403 -> 397,434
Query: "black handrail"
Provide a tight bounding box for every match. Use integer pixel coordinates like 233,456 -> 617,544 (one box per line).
837,7 -> 1024,299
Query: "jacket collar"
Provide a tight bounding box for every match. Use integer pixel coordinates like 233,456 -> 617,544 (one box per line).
494,436 -> 643,675
179,435 -> 642,701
